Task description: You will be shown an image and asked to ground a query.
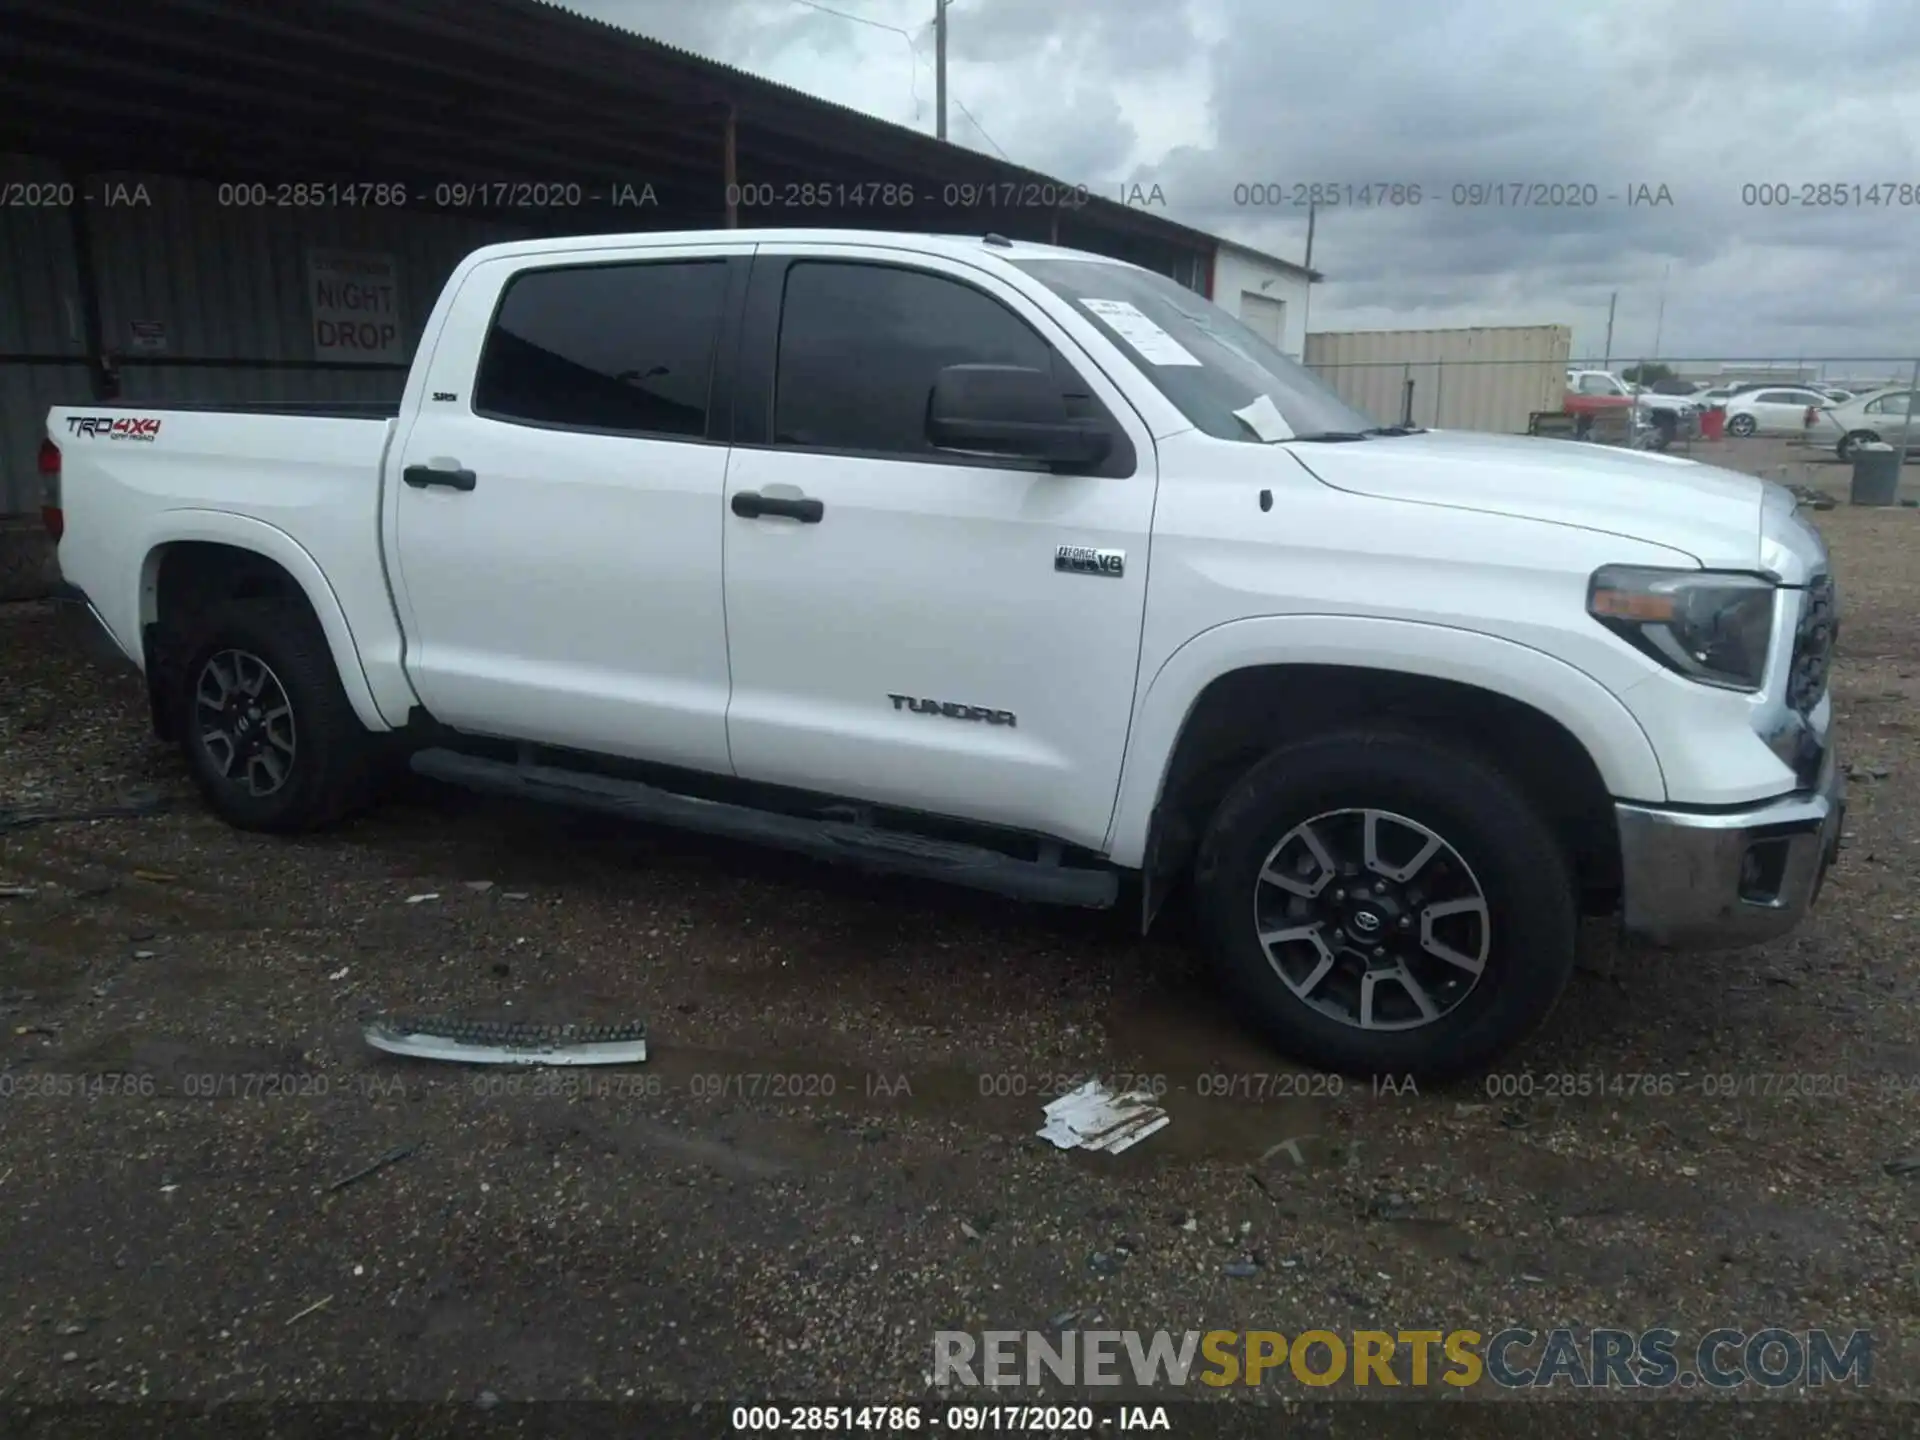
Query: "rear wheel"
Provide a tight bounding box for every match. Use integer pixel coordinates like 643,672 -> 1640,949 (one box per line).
175,598 -> 377,831
1193,729 -> 1577,1080
1837,430 -> 1878,461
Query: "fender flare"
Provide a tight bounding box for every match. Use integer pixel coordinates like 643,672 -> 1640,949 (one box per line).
138,509 -> 391,732
1104,613 -> 1668,868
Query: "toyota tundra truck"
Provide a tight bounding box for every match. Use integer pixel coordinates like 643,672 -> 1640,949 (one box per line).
43,228 -> 1844,1078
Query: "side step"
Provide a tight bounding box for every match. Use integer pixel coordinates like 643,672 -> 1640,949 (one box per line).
408,747 -> 1119,908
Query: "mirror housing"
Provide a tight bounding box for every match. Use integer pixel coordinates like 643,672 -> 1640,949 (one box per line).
926,364 -> 1112,467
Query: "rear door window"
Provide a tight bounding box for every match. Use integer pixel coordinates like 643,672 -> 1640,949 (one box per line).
474,260 -> 729,438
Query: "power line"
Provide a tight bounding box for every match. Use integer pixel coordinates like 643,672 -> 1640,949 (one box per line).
787,0 -> 924,123
785,0 -> 1003,156
948,93 -> 1008,159
787,0 -> 909,35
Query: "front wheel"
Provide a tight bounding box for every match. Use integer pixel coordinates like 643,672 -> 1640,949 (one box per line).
175,598 -> 378,831
1727,413 -> 1757,437
1193,729 -> 1577,1080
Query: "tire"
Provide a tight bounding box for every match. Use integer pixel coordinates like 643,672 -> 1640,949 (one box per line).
1727,413 -> 1757,437
1838,430 -> 1878,462
1193,728 -> 1577,1081
174,597 -> 377,831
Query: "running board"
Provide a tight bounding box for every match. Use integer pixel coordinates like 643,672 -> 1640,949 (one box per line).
408,747 -> 1119,908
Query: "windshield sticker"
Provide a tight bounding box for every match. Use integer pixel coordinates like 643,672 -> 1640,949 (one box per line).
1078,298 -> 1202,366
1231,393 -> 1294,442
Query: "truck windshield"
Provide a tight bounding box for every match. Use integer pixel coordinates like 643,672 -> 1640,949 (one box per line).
1010,257 -> 1383,442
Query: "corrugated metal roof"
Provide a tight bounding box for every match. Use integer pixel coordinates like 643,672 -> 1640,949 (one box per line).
0,0 -> 1229,260
518,0 -> 1237,259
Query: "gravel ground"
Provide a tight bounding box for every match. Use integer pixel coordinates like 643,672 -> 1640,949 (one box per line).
2,442 -> 1917,1430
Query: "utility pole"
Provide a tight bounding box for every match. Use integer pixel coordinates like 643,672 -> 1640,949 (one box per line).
1601,290 -> 1616,373
1651,263 -> 1670,362
1297,201 -> 1316,354
935,0 -> 948,141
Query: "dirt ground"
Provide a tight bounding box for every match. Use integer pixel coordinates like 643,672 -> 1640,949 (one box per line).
3,437 -> 1918,1430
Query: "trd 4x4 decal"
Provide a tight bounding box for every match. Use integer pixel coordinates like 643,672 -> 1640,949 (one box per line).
65,415 -> 161,441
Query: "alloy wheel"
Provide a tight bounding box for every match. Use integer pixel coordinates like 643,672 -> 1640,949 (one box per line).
1252,807 -> 1490,1032
195,648 -> 297,797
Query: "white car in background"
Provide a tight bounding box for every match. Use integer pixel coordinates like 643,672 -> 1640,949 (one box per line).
1803,387 -> 1920,460
1722,385 -> 1834,437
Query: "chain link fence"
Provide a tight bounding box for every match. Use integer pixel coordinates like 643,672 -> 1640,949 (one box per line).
1303,352 -> 1920,459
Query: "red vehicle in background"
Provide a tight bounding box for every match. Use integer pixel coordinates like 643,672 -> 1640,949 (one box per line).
1563,369 -> 1699,449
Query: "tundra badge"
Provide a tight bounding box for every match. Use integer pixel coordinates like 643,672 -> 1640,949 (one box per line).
888,695 -> 1016,727
1055,544 -> 1125,578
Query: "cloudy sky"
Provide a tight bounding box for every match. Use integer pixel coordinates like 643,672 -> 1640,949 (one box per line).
564,0 -> 1920,363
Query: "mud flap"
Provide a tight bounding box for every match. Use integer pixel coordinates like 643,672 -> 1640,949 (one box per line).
1139,804 -> 1189,935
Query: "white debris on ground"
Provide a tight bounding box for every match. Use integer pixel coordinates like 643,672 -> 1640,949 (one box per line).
1036,1079 -> 1170,1154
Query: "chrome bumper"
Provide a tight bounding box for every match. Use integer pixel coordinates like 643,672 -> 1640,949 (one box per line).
51,581 -> 138,673
1615,745 -> 1845,949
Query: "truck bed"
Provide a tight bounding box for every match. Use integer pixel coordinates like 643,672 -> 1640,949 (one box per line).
47,401 -> 401,698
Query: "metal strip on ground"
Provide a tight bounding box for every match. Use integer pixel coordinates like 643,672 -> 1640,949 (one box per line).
363,1016 -> 648,1066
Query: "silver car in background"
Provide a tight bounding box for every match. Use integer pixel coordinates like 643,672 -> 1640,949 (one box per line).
1803,387 -> 1920,460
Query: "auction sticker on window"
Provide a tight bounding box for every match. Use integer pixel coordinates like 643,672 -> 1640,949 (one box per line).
1079,298 -> 1202,366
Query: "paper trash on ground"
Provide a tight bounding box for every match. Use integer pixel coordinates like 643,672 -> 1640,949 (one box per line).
1232,393 -> 1294,443
1078,299 -> 1202,367
1037,1079 -> 1170,1154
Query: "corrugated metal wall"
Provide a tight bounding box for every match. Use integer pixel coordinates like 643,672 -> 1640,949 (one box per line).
1305,325 -> 1573,434
0,154 -> 533,514
1,151 -> 1217,514
0,156 -> 89,517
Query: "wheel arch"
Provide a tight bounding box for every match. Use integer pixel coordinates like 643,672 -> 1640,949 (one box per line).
1111,616 -> 1667,929
139,514 -> 388,739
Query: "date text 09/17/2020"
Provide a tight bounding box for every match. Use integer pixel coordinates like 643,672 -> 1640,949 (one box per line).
1228,182 -> 1676,208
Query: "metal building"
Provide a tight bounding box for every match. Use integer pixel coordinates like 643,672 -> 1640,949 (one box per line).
1211,242 -> 1319,359
0,0 -> 1305,585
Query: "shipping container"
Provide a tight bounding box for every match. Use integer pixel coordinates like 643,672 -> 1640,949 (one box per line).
1305,325 -> 1572,435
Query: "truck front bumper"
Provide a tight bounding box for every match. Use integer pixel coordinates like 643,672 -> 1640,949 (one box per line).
1615,744 -> 1845,949
51,581 -> 138,673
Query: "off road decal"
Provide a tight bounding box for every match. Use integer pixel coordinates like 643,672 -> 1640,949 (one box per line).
65,415 -> 161,441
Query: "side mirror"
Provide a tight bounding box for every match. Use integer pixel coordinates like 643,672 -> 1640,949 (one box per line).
926,364 -> 1112,467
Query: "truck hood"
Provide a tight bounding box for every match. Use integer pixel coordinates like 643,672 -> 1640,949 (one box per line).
1283,428 -> 1764,569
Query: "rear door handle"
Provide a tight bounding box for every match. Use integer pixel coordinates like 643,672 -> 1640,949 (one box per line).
731,491 -> 823,523
403,464 -> 477,491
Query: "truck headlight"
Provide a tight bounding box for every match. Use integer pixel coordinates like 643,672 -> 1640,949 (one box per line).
1587,565 -> 1777,691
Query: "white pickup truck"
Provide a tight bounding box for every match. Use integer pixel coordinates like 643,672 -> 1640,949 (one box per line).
45,227 -> 1844,1077
1564,369 -> 1701,447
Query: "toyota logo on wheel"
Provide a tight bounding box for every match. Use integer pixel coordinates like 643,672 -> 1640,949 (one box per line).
1350,911 -> 1382,935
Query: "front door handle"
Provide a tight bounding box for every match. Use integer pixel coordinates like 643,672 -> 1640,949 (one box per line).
731,491 -> 823,523
403,464 -> 477,491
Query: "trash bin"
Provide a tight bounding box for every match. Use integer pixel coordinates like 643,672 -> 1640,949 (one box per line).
1699,405 -> 1725,441
1850,442 -> 1901,506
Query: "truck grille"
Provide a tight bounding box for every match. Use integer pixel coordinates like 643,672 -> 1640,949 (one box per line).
1786,574 -> 1837,714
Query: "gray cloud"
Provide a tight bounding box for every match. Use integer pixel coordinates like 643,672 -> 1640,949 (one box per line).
562,0 -> 1920,358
